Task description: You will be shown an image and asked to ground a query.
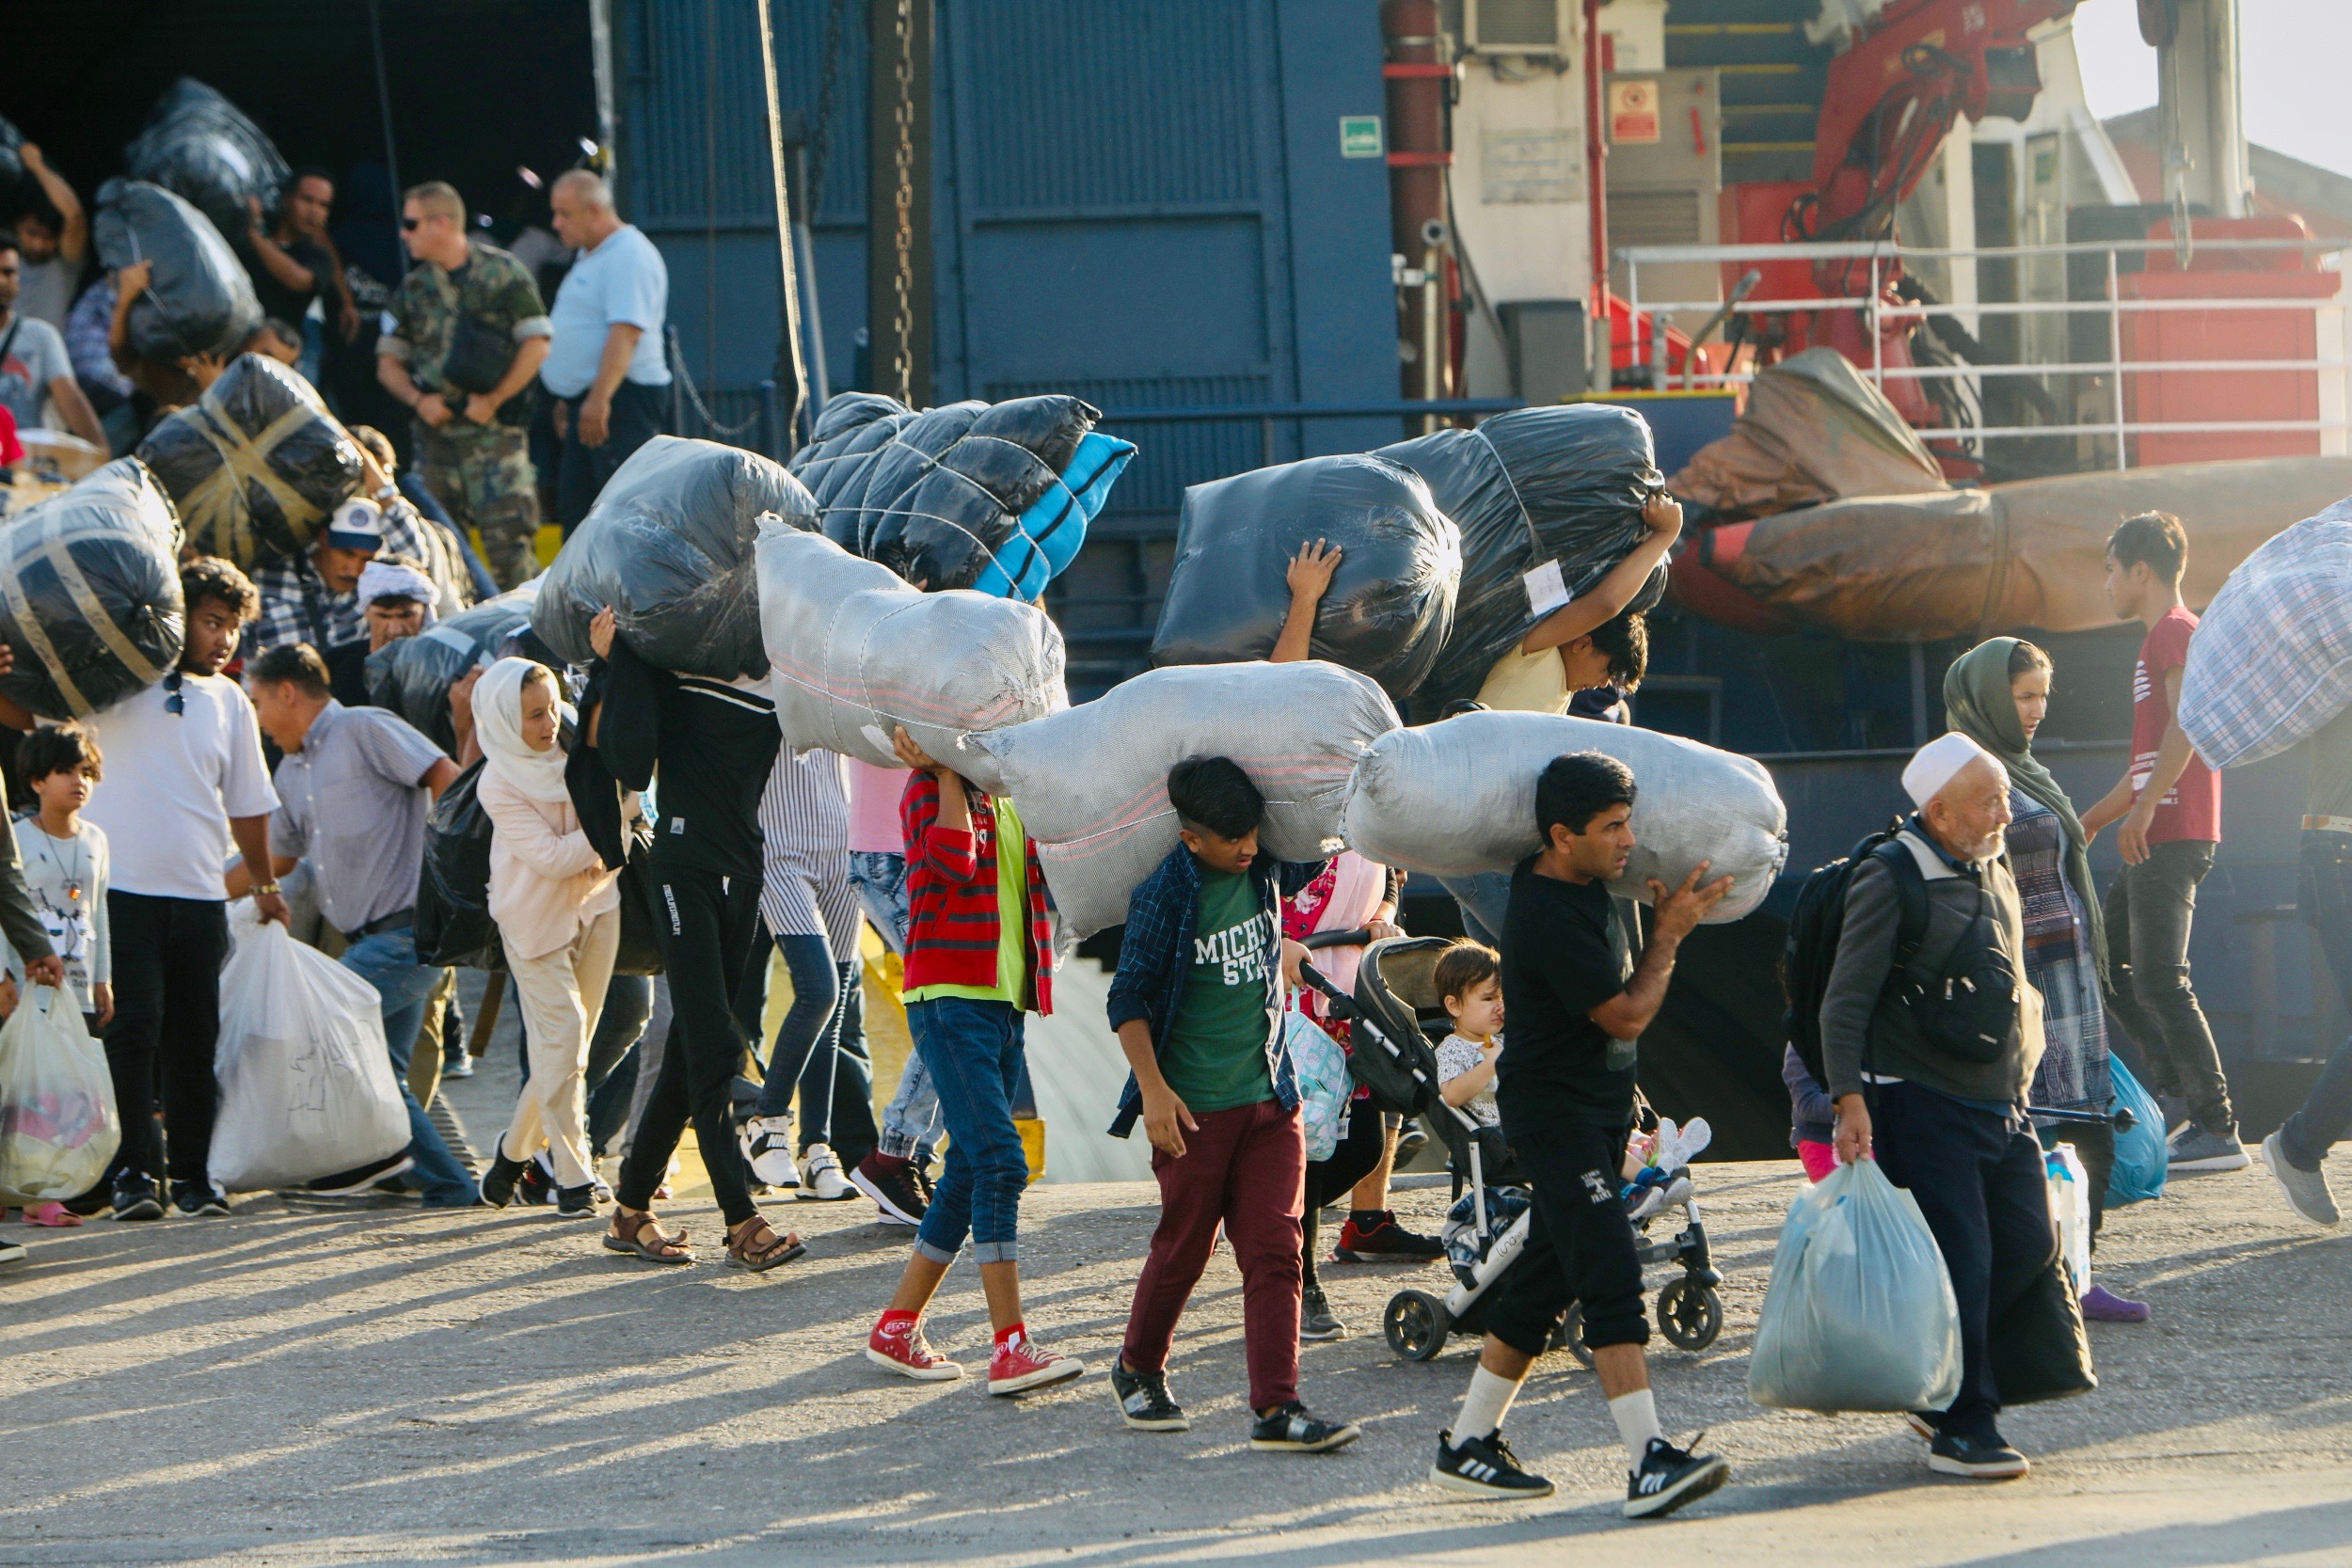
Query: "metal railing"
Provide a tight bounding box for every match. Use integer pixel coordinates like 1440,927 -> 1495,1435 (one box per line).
1094,397 -> 1529,469
1617,236 -> 2352,469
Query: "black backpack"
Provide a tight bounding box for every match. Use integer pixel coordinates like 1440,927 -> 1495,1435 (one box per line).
1781,821 -> 1931,1088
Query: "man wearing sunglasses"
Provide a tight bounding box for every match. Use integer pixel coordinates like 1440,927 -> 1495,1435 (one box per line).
376,182 -> 551,592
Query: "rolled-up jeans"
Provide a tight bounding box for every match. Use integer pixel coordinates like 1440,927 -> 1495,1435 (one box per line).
2282,829 -> 2352,1171
909,995 -> 1028,1265
340,925 -> 478,1206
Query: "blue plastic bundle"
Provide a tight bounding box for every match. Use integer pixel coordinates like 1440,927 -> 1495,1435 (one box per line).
2106,1054 -> 2169,1207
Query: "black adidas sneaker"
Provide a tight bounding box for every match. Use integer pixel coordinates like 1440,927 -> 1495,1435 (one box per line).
1430,1428 -> 1553,1499
1625,1434 -> 1730,1519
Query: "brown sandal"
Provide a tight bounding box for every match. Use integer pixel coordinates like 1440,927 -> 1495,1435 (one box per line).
725,1214 -> 806,1273
603,1209 -> 694,1264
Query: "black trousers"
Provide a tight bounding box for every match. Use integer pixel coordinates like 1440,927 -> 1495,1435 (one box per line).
555,380 -> 667,532
1299,1108 -> 1387,1290
1873,1081 -> 2058,1438
103,893 -> 230,1187
2104,840 -> 2234,1133
1485,1119 -> 1649,1356
615,863 -> 766,1226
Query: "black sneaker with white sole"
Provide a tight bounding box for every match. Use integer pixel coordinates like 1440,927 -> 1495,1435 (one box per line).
306,1153 -> 416,1197
1109,1360 -> 1189,1432
1299,1284 -> 1346,1341
1929,1430 -> 2030,1480
1430,1428 -> 1553,1498
1625,1435 -> 1730,1519
1248,1402 -> 1360,1453
169,1180 -> 230,1218
1903,1410 -> 1941,1442
111,1173 -> 165,1222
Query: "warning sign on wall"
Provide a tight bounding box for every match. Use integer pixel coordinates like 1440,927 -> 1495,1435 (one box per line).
1608,79 -> 1661,145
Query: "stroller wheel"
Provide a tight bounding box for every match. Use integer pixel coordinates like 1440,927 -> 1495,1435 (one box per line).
1656,1275 -> 1724,1353
1384,1290 -> 1451,1361
1549,1305 -> 1594,1369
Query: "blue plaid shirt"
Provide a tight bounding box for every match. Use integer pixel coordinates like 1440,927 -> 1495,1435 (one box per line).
1104,842 -> 1325,1136
2181,499 -> 2352,769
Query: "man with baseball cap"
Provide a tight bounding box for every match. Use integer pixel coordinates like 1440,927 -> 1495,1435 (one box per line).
246,496 -> 389,660
1820,730 -> 2057,1482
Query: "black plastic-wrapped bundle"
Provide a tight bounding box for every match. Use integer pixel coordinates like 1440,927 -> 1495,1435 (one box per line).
92,180 -> 264,364
1151,454 -> 1462,699
0,458 -> 186,721
533,436 -> 818,679
123,78 -> 291,243
414,759 -> 502,970
1382,404 -> 1664,706
788,393 -> 1099,590
365,582 -> 540,753
135,353 -> 364,568
0,114 -> 24,191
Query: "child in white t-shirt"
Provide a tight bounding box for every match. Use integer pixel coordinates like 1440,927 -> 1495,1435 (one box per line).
1433,941 -> 1502,1129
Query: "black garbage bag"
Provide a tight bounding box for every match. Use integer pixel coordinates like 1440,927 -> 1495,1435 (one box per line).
0,114 -> 24,192
1150,454 -> 1461,698
0,458 -> 186,721
789,393 -> 1100,590
123,78 -> 291,244
365,582 -> 540,753
533,436 -> 818,679
414,758 -> 502,970
1989,1256 -> 2098,1405
136,353 -> 364,568
93,180 -> 264,364
1383,404 -> 1664,706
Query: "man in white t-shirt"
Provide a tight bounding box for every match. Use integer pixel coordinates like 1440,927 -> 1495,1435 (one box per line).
81,559 -> 287,1220
542,169 -> 669,531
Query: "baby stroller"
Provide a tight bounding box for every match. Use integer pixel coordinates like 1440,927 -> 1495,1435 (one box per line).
1297,934 -> 1724,1366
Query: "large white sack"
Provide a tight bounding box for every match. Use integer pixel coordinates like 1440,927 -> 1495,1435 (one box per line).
976,661 -> 1401,936
210,921 -> 409,1192
2179,496 -> 2352,769
757,523 -> 1067,772
1342,709 -> 1787,923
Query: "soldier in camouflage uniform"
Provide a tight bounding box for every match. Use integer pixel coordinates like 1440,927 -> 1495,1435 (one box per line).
376,181 -> 552,590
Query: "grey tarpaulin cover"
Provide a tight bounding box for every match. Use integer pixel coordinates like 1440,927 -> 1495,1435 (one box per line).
788,392 -> 1099,591
124,78 -> 291,243
533,436 -> 818,679
756,525 -> 1066,772
1669,346 -> 1947,520
1341,708 -> 1786,923
0,114 -> 22,190
92,180 -> 264,363
1150,453 -> 1462,699
136,353 -> 365,568
366,581 -> 541,754
0,458 -> 186,721
1381,404 -> 1665,706
974,660 -> 1401,937
2180,495 -> 2352,769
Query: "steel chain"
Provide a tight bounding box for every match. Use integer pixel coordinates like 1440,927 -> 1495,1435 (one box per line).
669,346 -> 765,438
805,0 -> 853,210
889,0 -> 916,404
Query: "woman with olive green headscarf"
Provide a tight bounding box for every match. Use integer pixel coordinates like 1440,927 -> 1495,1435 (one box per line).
1945,637 -> 2150,1323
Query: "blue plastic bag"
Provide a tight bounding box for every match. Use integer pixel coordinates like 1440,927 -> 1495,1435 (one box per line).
1283,1011 -> 1352,1164
970,432 -> 1136,601
1750,1159 -> 1964,1414
2106,1054 -> 2169,1207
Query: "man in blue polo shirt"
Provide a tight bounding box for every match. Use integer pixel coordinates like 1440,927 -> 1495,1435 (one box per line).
542,169 -> 670,531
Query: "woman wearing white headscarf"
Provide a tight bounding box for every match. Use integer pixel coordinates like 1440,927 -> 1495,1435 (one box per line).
474,657 -> 636,1216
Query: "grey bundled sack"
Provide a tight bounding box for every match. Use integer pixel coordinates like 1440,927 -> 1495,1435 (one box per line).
124,78 -> 292,243
1342,708 -> 1786,923
0,458 -> 186,721
756,524 -> 1067,770
92,180 -> 264,363
366,581 -> 541,753
533,436 -> 818,680
973,661 -> 1401,937
1150,454 -> 1462,699
0,114 -> 23,191
135,353 -> 364,568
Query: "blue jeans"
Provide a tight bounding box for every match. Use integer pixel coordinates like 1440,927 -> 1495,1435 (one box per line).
880,1051 -> 942,1165
341,927 -> 478,1205
851,850 -> 940,1164
909,996 -> 1027,1265
745,935 -> 878,1161
1441,872 -> 1511,947
2284,831 -> 2352,1170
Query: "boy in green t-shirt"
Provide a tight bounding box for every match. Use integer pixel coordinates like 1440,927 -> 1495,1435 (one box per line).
1104,756 -> 1360,1452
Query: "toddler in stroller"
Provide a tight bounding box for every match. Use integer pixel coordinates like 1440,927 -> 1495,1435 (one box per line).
1297,935 -> 1724,1365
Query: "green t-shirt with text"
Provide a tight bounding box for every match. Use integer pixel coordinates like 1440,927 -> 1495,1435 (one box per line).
1159,867 -> 1276,1114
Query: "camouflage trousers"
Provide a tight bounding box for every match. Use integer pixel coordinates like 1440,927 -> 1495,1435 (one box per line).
416,422 -> 541,590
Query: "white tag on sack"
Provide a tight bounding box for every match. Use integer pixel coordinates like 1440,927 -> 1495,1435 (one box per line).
1522,558 -> 1570,617
860,723 -> 894,756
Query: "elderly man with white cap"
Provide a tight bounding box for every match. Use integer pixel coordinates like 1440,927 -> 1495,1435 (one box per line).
1820,729 -> 2056,1483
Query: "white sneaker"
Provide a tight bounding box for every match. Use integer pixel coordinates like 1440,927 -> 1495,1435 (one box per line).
740,1117 -> 799,1188
798,1142 -> 856,1201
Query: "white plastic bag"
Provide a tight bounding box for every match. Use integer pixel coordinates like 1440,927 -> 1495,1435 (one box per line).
1749,1158 -> 1964,1414
2046,1145 -> 2091,1298
756,523 -> 1067,771
974,660 -> 1400,937
210,922 -> 409,1192
1285,1011 -> 1352,1163
1343,709 -> 1788,923
0,987 -> 119,1203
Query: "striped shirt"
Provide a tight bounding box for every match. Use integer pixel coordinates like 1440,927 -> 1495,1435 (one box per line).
757,748 -> 862,951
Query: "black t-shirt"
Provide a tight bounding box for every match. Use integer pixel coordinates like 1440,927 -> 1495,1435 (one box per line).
249,234 -> 336,327
1495,856 -> 1638,1132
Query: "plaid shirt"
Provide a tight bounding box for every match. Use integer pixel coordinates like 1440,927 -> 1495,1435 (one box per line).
1104,841 -> 1324,1136
244,497 -> 453,657
2180,499 -> 2352,769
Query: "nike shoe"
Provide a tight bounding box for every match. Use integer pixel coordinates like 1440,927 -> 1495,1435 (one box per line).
1625,1435 -> 1730,1519
797,1143 -> 856,1201
1430,1428 -> 1553,1499
739,1116 -> 798,1188
1332,1211 -> 1444,1262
